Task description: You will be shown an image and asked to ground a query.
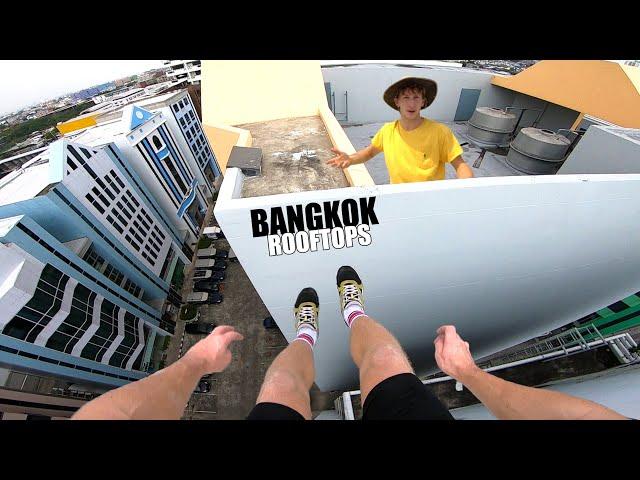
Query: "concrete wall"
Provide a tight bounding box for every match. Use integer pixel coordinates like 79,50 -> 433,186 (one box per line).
510,92 -> 581,133
201,61 -> 328,126
558,126 -> 640,174
321,65 -> 515,124
215,169 -> 640,391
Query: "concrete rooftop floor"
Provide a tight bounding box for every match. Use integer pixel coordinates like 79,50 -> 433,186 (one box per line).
238,116 -> 350,198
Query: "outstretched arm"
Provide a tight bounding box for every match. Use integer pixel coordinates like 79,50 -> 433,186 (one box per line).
326,145 -> 381,169
434,325 -> 627,420
72,326 -> 244,420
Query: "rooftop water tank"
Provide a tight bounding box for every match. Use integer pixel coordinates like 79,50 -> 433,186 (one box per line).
506,128 -> 571,174
466,107 -> 518,145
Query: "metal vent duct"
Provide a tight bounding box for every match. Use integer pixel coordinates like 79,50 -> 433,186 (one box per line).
506,128 -> 571,174
466,107 -> 518,145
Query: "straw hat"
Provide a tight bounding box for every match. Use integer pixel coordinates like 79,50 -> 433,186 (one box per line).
383,77 -> 438,110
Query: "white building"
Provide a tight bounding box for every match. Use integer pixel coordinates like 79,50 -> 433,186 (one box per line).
67,91 -> 221,254
163,60 -> 201,85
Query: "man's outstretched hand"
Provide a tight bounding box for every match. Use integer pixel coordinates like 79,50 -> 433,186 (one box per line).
434,325 -> 480,382
326,148 -> 351,168
183,326 -> 244,375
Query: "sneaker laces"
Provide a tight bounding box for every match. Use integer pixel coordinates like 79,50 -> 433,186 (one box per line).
297,305 -> 317,329
342,283 -> 362,304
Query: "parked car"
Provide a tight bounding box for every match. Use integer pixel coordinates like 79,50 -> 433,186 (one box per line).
194,280 -> 220,293
263,316 -> 277,329
194,380 -> 211,393
203,226 -> 225,239
194,258 -> 227,271
186,292 -> 223,305
203,269 -> 225,282
197,247 -> 229,259
192,269 -> 212,281
194,268 -> 225,282
185,322 -> 216,335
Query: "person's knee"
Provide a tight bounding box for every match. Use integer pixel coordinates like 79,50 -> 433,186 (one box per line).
260,369 -> 305,399
363,343 -> 412,374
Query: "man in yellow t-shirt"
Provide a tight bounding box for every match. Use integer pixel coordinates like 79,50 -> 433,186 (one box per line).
327,77 -> 474,183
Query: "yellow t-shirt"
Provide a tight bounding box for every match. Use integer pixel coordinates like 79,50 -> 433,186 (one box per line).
371,119 -> 463,183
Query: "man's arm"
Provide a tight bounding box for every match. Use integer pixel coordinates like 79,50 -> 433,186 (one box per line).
450,156 -> 474,179
327,145 -> 381,169
434,325 -> 628,420
72,326 -> 243,420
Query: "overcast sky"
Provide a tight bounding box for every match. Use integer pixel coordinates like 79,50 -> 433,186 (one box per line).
0,60 -> 166,116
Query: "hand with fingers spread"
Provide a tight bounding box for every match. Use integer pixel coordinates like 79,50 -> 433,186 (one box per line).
184,325 -> 244,375
433,325 -> 479,382
327,147 -> 352,169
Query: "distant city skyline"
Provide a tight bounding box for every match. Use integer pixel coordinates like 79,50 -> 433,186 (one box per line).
0,60 -> 166,116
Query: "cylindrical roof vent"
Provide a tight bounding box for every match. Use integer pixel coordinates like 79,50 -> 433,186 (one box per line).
506,128 -> 571,174
466,107 -> 517,145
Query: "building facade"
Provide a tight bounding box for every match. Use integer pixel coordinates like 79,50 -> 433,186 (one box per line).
0,139 -> 187,388
163,60 -> 201,85
71,91 -> 221,253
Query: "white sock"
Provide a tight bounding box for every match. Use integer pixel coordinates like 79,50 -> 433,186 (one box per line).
295,325 -> 317,349
343,301 -> 365,328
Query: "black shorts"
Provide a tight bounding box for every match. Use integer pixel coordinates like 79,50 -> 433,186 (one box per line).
246,401 -> 306,420
246,373 -> 452,420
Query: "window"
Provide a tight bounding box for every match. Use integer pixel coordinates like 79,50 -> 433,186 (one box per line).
172,104 -> 179,113
137,213 -> 150,231
111,208 -> 128,228
190,126 -> 196,136
83,246 -> 105,271
148,236 -> 160,252
179,117 -> 186,127
79,147 -> 93,159
104,264 -> 124,285
85,193 -> 105,214
152,135 -> 164,151
106,214 -> 124,234
67,156 -> 78,171
103,185 -> 116,201
91,187 -> 109,208
153,225 -> 166,240
116,201 -> 132,219
189,110 -> 195,121
112,174 -> 125,189
125,234 -> 140,252
106,171 -> 121,194
122,197 -> 136,216
3,264 -> 70,343
133,231 -> 144,244
186,130 -> 192,140
123,278 -> 141,296
125,190 -> 140,208
164,158 -> 187,193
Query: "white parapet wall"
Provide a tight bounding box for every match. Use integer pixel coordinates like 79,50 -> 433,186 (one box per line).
215,170 -> 640,391
558,125 -> 640,174
321,64 -> 515,124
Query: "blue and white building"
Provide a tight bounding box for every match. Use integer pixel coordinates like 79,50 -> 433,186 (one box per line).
69,90 -> 221,254
0,139 -> 190,388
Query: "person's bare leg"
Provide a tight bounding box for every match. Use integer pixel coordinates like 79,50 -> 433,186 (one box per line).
336,266 -> 413,403
255,287 -> 319,419
256,340 -> 315,419
350,316 -> 413,403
